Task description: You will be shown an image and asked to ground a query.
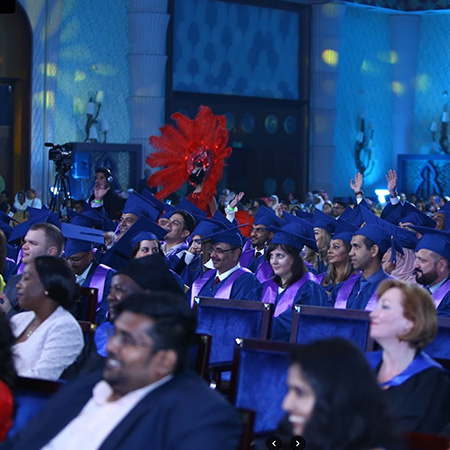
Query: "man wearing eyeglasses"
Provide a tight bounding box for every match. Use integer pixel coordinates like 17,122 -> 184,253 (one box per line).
190,227 -> 262,305
63,224 -> 116,325
6,292 -> 241,450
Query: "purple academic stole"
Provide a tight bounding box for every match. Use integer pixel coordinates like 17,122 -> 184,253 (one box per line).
190,267 -> 252,306
315,272 -> 326,284
89,264 -> 111,308
432,279 -> 450,309
262,272 -> 318,317
239,249 -> 254,268
367,351 -> 441,388
335,272 -> 387,311
255,261 -> 273,283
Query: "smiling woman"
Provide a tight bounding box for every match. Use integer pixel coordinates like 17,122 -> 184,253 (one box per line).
278,338 -> 401,450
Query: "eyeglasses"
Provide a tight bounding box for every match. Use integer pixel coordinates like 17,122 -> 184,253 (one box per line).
66,253 -> 89,264
208,247 -> 237,256
106,328 -> 152,348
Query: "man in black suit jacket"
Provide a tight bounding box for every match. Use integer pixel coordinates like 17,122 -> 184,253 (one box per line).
4,292 -> 241,450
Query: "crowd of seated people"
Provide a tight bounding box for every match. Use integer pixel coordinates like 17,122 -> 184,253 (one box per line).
1,166 -> 450,448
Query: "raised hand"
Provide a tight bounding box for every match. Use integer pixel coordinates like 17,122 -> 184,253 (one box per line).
350,172 -> 363,194
385,169 -> 398,195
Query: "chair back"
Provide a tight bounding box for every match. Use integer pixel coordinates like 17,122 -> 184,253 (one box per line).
8,376 -> 64,437
193,297 -> 273,366
290,305 -> 374,351
189,333 -> 212,381
229,338 -> 294,435
71,287 -> 99,323
424,317 -> 450,361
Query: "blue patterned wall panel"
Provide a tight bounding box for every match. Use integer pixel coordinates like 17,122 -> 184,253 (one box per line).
414,15 -> 450,156
55,0 -> 131,144
334,7 -> 392,197
173,0 -> 299,99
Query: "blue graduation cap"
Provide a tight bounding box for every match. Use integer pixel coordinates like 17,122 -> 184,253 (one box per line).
191,218 -> 224,238
400,203 -> 436,228
339,205 -> 357,222
312,209 -> 337,234
293,209 -> 313,222
254,205 -> 283,229
211,211 -> 235,229
353,224 -> 392,254
412,226 -> 450,261
140,188 -> 166,214
159,203 -> 176,220
69,210 -> 105,229
176,198 -> 207,219
332,218 -> 358,244
123,192 -> 159,222
8,210 -> 60,243
270,222 -> 318,252
283,211 -> 316,242
201,224 -> 245,247
114,216 -> 167,258
61,222 -> 104,257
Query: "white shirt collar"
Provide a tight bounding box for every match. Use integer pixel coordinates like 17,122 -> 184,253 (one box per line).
216,263 -> 241,281
75,262 -> 94,286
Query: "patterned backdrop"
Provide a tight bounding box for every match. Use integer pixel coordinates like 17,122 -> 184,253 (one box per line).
173,0 -> 299,100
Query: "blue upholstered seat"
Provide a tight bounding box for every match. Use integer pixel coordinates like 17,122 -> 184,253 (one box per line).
193,297 -> 273,366
424,317 -> 450,360
229,338 -> 293,435
290,305 -> 374,351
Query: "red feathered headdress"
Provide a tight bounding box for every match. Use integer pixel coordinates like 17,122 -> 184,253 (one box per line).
147,106 -> 232,210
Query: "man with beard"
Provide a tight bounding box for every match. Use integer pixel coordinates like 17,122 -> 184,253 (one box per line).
413,227 -> 450,316
6,292 -> 240,450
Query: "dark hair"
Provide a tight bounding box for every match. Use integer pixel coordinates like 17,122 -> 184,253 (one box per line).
0,311 -> 16,389
34,256 -> 76,309
130,239 -> 161,259
173,210 -> 196,234
1,191 -> 10,198
266,243 -> 307,287
115,291 -> 196,373
29,223 -> 64,255
361,236 -> 383,262
289,338 -> 400,450
95,167 -> 113,180
322,239 -> 353,287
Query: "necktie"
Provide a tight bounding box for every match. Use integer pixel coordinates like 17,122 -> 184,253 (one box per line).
213,277 -> 220,286
254,251 -> 262,259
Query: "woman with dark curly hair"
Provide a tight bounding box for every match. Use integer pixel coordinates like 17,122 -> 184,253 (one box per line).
10,256 -> 83,380
0,311 -> 15,440
368,279 -> 450,433
281,338 -> 401,450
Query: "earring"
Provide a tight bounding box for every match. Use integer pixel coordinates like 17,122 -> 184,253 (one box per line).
44,291 -> 49,296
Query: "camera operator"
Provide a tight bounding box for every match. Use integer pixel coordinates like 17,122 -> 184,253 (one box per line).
88,168 -> 125,221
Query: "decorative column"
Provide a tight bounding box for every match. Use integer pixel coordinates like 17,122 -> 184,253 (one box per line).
309,3 -> 346,196
128,0 -> 170,178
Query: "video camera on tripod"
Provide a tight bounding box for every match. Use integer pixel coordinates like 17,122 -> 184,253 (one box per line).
45,142 -> 75,174
45,142 -> 75,216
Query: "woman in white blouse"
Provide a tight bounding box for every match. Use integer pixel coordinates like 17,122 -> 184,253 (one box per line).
10,255 -> 83,380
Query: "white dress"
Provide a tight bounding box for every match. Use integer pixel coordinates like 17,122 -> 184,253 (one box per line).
10,306 -> 84,380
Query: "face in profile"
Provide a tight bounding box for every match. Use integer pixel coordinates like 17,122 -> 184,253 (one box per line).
369,287 -> 414,343
282,363 -> 316,436
16,261 -> 46,310
414,248 -> 440,286
327,239 -> 349,266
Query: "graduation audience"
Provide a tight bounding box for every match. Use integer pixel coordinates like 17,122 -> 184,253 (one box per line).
5,167 -> 450,446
